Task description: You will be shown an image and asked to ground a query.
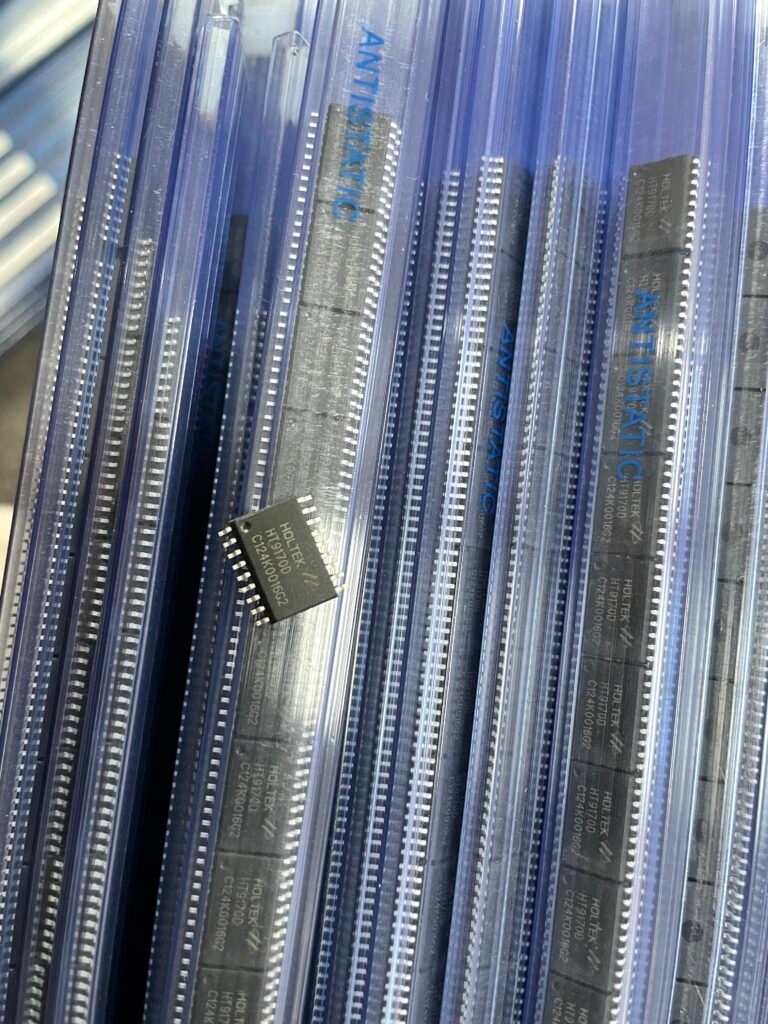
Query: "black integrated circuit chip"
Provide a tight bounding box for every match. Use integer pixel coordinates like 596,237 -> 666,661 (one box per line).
544,154 -> 700,1018
220,496 -> 339,624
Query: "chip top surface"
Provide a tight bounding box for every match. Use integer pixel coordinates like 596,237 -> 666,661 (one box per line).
222,497 -> 338,623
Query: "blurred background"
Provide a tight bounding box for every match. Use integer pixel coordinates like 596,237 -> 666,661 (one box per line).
0,0 -> 96,572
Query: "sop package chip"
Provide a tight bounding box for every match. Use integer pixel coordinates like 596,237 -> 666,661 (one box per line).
219,496 -> 340,624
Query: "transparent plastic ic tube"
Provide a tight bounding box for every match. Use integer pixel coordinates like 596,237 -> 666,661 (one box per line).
307,116 -> 432,1024
703,236 -> 768,1024
0,0 -> 125,717
442,2 -> 626,1022
41,16 -> 244,1021
341,0 -> 550,1021
664,12 -> 768,1024
0,0 -> 164,1015
530,2 -> 756,1022
718,397 -> 768,1024
0,2 -> 222,1019
308,3 -> 488,1021
158,1 -> 449,1021
145,23 -> 311,1022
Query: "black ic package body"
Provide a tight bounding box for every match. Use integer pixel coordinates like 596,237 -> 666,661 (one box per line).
220,497 -> 338,623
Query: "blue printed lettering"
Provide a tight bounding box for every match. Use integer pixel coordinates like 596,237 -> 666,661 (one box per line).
615,290 -> 660,480
334,29 -> 385,220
